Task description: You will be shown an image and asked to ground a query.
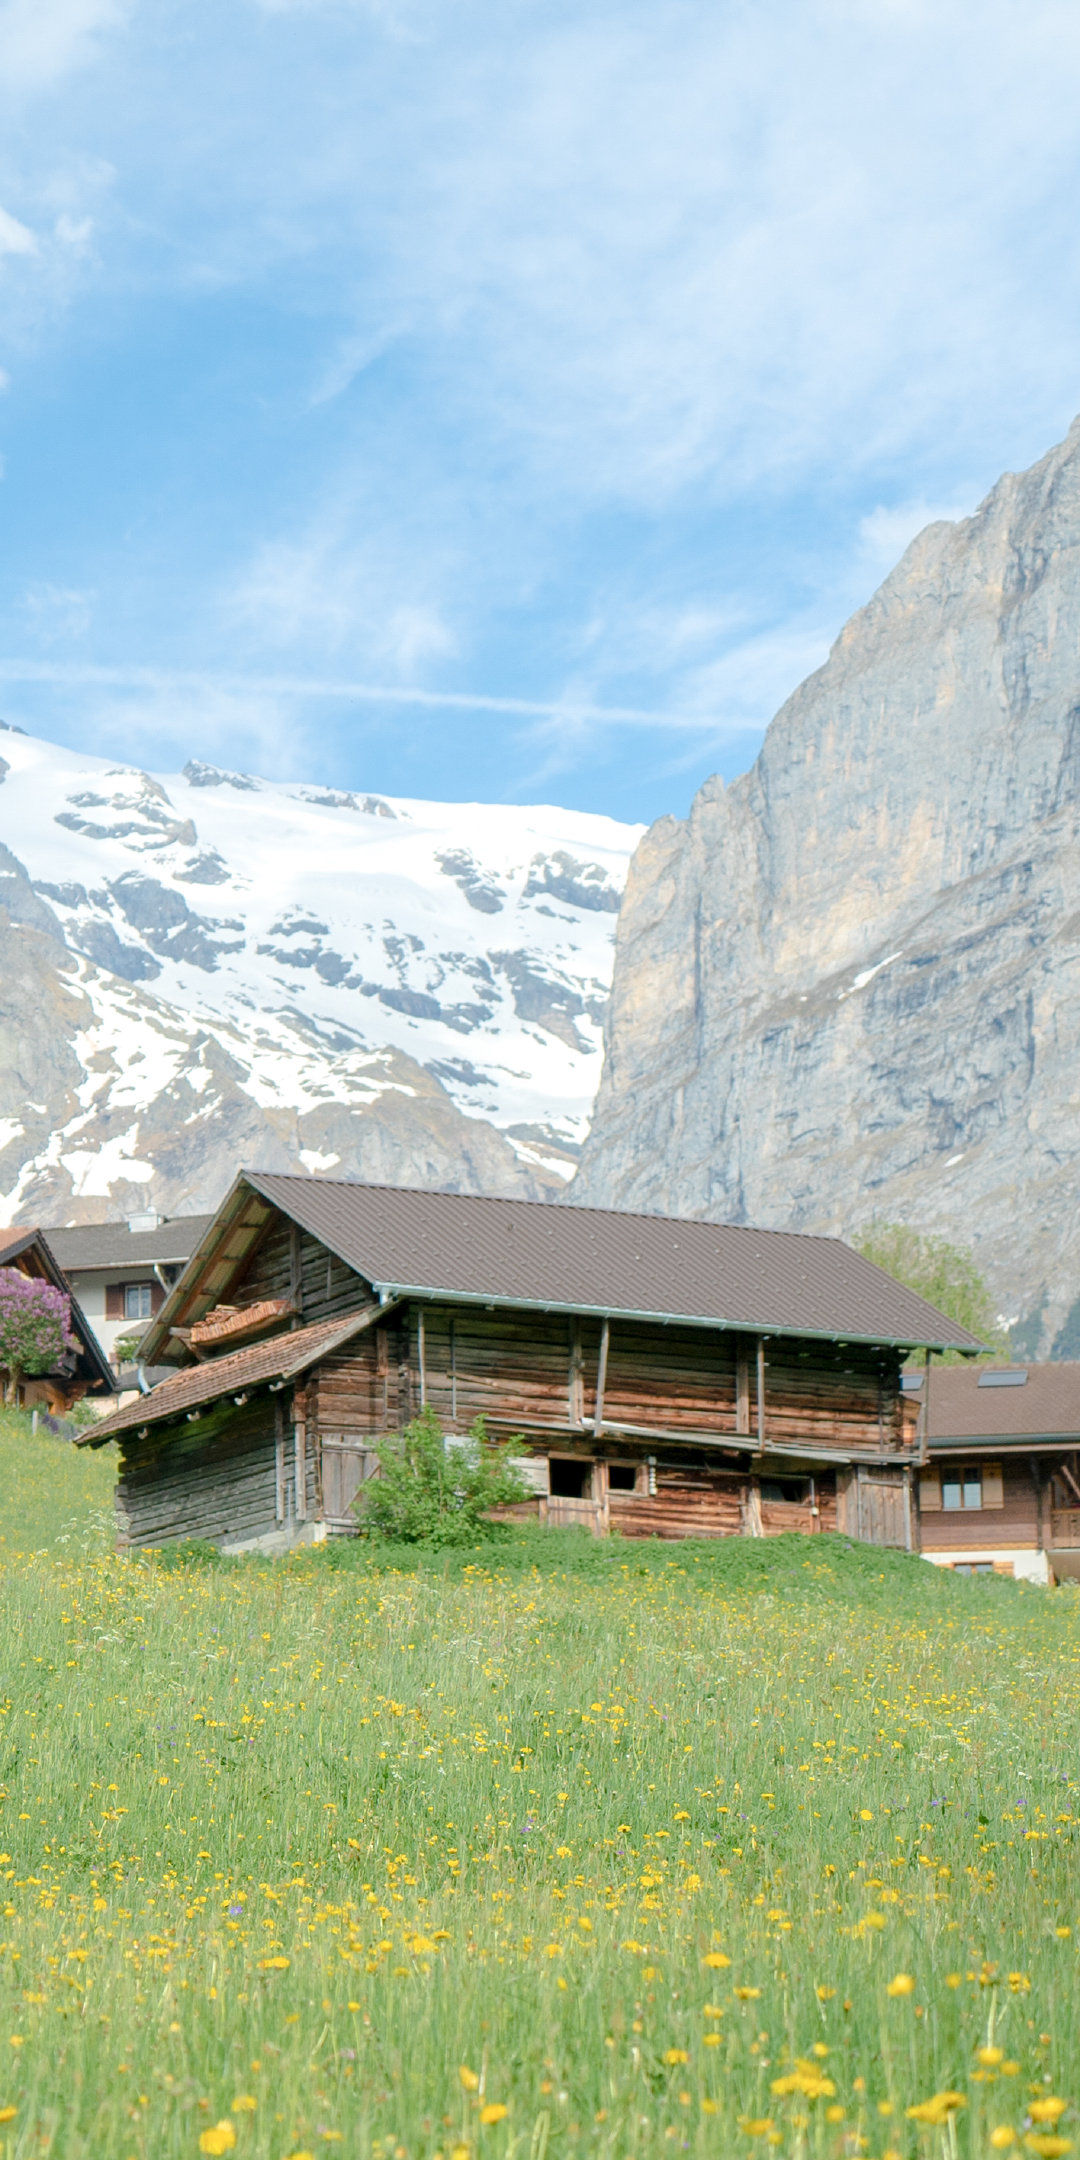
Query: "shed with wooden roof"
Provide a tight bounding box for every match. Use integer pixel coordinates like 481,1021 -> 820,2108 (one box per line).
79,1172 -> 980,1554
0,1228 -> 115,1411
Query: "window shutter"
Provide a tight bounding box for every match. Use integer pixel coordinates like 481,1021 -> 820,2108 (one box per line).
151,1280 -> 166,1314
919,1469 -> 942,1512
105,1283 -> 124,1320
982,1461 -> 1004,1509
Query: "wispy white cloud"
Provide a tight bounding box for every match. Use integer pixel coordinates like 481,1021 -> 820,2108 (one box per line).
0,0 -> 126,92
0,205 -> 36,255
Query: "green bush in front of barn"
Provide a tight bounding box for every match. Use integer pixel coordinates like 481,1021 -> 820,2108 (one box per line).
355,1404 -> 532,1545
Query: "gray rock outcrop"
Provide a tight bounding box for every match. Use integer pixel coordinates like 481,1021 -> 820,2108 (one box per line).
574,418 -> 1080,1356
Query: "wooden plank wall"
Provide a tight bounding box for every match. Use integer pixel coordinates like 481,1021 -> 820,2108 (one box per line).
233,1220 -> 368,1327
918,1462 -> 1040,1552
117,1396 -> 281,1550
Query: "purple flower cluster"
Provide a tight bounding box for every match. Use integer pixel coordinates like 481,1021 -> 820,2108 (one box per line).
0,1268 -> 74,1383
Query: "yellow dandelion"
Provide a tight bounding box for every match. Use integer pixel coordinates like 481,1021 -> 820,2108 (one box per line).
450,2148 -> 471,2160
1023,2139 -> 1072,2159
886,1973 -> 915,1997
734,1985 -> 761,2000
231,2096 -> 257,2111
859,1809 -> 874,1821
907,2093 -> 967,2127
258,1955 -> 289,1971
1030,2104 -> 1068,2127
199,2125 -> 237,2157
978,2048 -> 1005,2067
815,1985 -> 836,2002
664,2049 -> 689,2066
989,2133 -> 1016,2151
479,2104 -> 508,2126
738,2119 -> 775,2137
703,1951 -> 731,1968
459,2066 -> 480,2092
411,1937 -> 438,1956
0,2109 -> 15,2124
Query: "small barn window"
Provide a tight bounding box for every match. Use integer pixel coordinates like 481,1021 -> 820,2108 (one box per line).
549,1458 -> 592,1499
607,1462 -> 638,1492
761,1476 -> 810,1505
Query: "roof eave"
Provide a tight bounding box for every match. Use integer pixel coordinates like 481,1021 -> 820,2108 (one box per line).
369,1280 -> 979,1353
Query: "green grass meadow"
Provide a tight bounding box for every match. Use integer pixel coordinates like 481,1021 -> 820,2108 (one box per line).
0,1408 -> 1077,2158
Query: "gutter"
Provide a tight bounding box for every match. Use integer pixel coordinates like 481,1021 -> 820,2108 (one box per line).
367,1281 -> 979,1357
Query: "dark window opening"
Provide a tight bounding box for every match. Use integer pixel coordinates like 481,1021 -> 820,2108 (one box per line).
549,1458 -> 592,1498
607,1463 -> 637,1492
761,1476 -> 810,1505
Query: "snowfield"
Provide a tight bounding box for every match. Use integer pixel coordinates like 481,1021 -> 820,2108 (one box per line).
0,724 -> 641,1217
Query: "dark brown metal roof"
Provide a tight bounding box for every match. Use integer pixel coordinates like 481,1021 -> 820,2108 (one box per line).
923,1362 -> 1080,1446
142,1170 -> 983,1359
79,1306 -> 385,1445
42,1215 -> 216,1272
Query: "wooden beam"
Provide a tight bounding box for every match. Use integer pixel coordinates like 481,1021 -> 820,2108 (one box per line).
288,1224 -> 303,1330
569,1315 -> 584,1428
594,1318 -> 610,1437
418,1307 -> 427,1410
756,1337 -> 766,1448
275,1395 -> 286,1524
735,1349 -> 750,1436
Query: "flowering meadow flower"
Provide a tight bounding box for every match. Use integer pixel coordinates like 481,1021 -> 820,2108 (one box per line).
0,1408 -> 1077,2154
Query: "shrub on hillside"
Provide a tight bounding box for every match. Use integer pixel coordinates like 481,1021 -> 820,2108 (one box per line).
356,1407 -> 532,1546
0,1270 -> 74,1403
852,1220 -> 1008,1359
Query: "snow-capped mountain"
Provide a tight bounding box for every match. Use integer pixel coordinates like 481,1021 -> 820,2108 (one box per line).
0,724 -> 641,1225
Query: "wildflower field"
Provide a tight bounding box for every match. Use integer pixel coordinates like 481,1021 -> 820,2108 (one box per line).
0,1413 -> 1078,2160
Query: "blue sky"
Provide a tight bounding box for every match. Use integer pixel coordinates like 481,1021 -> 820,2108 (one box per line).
2,0 -> 1080,824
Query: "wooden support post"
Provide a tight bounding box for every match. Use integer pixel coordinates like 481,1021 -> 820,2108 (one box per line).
569,1316 -> 584,1428
376,1327 -> 389,1432
756,1337 -> 765,1449
594,1318 -> 610,1438
289,1223 -> 303,1329
449,1314 -> 457,1424
275,1395 -> 286,1523
418,1307 -> 427,1410
735,1348 -> 750,1436
294,1391 -> 307,1523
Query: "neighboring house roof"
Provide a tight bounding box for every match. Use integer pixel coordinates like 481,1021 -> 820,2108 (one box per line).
42,1215 -> 216,1273
923,1362 -> 1080,1451
0,1229 -> 116,1393
79,1305 -> 388,1446
138,1170 -> 983,1366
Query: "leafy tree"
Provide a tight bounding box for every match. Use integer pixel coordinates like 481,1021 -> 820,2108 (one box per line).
0,1270 -> 74,1403
356,1407 -> 532,1546
852,1221 -> 1008,1360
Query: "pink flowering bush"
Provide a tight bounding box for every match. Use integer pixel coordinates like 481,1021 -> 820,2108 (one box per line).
0,1270 -> 74,1400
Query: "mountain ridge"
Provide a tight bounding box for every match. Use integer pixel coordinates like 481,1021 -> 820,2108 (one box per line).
574,417 -> 1080,1358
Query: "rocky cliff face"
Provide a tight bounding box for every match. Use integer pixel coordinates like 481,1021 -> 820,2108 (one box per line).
0,730 -> 638,1225
574,418 -> 1080,1357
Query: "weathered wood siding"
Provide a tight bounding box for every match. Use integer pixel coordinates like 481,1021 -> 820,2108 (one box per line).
233,1220 -> 369,1327
116,1387 -> 320,1550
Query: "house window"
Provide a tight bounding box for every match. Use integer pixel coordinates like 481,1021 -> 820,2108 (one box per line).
607,1463 -> 638,1493
124,1282 -> 153,1321
549,1458 -> 593,1498
942,1467 -> 985,1511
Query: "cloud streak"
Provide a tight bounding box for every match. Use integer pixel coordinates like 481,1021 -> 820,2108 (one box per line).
0,656 -> 730,733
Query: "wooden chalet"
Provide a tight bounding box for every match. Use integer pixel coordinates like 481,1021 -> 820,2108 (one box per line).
915,1361 -> 1080,1585
78,1173 -> 980,1553
0,1228 -> 115,1411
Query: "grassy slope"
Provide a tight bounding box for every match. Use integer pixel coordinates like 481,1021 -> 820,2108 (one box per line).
0,1410 -> 1076,2157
